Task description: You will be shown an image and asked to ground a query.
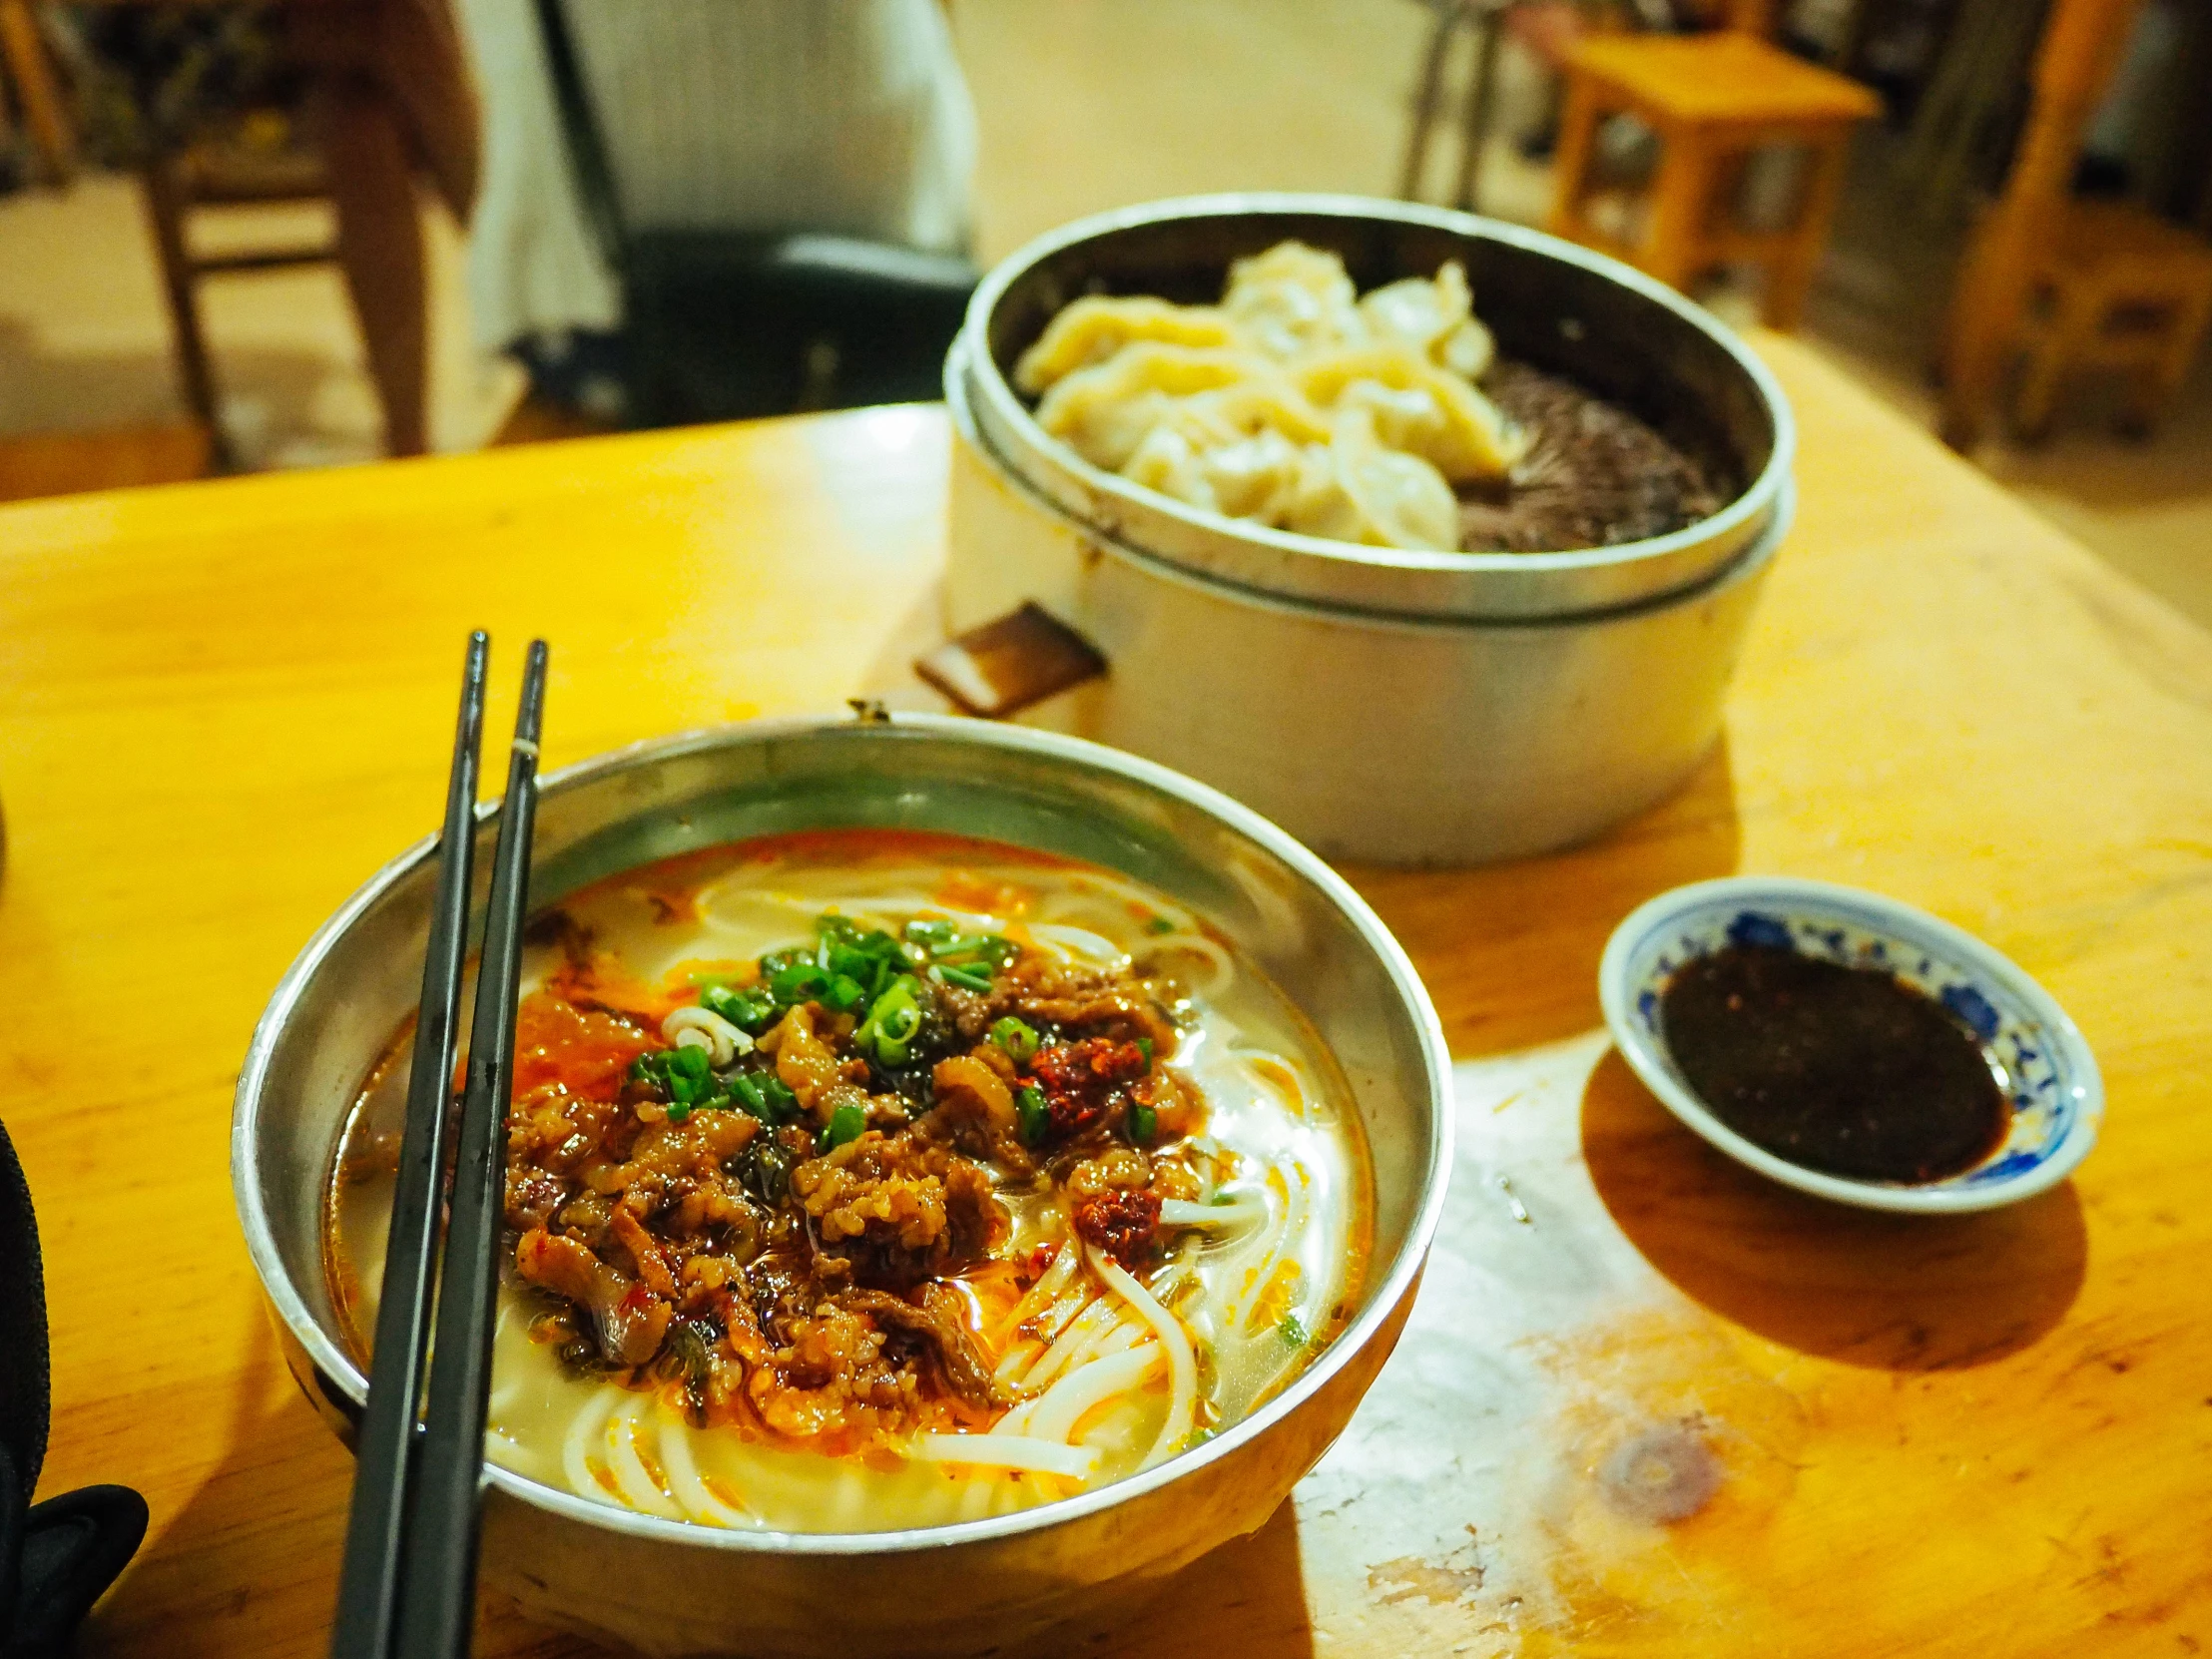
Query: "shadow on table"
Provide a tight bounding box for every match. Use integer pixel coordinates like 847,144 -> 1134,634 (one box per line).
77,1302 -> 594,1659
1347,738 -> 1744,1061
1579,1048 -> 2088,1371
1036,1501 -> 1314,1659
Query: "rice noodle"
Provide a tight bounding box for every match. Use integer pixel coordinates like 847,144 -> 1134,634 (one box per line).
655,1398 -> 749,1527
562,1385 -> 624,1504
992,1340 -> 1043,1389
1159,1194 -> 1266,1231
1090,1249 -> 1198,1468
911,1433 -> 1102,1480
605,1397 -> 685,1519
1141,932 -> 1236,997
1010,1294 -> 1122,1398
994,1241 -> 1081,1343
1023,1343 -> 1163,1446
1023,922 -> 1128,965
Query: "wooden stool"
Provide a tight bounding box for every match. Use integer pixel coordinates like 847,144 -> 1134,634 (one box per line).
2008,199 -> 2212,440
139,142 -> 341,470
1548,31 -> 1880,328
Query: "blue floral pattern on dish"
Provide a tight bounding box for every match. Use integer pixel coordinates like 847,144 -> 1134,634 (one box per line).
1619,897 -> 2081,1191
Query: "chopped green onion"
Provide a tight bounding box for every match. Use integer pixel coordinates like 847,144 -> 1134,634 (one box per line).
823,1102 -> 866,1150
1209,1191 -> 1237,1207
1016,1085 -> 1048,1146
1146,914 -> 1177,935
934,933 -> 1017,969
1137,1037 -> 1154,1065
854,975 -> 925,1067
769,962 -> 830,1005
934,962 -> 994,994
825,972 -> 867,1013
731,1072 -> 798,1125
1278,1314 -> 1310,1349
875,1005 -> 922,1065
634,1044 -> 719,1106
989,1017 -> 1040,1063
1128,1101 -> 1158,1143
903,918 -> 958,947
700,982 -> 776,1033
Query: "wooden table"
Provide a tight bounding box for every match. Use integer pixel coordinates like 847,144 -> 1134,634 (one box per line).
3,338 -> 2208,1657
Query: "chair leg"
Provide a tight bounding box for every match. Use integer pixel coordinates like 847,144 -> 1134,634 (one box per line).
1642,125 -> 1717,293
1762,130 -> 1852,331
1452,7 -> 1505,213
1400,0 -> 1464,200
2011,331 -> 2068,442
0,0 -> 73,184
137,154 -> 230,465
1547,71 -> 1603,242
320,70 -> 431,457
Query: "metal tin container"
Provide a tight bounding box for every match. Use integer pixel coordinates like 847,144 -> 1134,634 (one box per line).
233,713 -> 1449,1659
942,194 -> 1797,864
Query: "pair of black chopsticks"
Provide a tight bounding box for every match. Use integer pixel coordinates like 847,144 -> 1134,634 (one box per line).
331,634 -> 548,1659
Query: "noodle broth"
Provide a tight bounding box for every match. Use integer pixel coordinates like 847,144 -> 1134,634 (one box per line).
328,830 -> 1372,1533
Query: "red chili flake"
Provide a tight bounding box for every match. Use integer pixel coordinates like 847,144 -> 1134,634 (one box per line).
1031,1038 -> 1149,1136
1072,1188 -> 1161,1268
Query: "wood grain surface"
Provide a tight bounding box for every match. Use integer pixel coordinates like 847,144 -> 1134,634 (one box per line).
1,339 -> 2207,1657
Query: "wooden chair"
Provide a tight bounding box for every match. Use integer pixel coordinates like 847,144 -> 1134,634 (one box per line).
139,141 -> 339,470
1546,1 -> 1881,328
131,0 -> 477,464
1398,0 -> 1630,213
1938,0 -> 2209,446
2008,199 -> 2212,439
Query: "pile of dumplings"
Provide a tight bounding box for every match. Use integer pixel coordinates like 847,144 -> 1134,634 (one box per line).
1013,241 -> 1529,553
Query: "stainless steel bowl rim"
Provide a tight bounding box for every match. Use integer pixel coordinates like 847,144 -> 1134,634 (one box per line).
958,191 -> 1797,597
950,329 -> 1799,631
233,710 -> 1453,1559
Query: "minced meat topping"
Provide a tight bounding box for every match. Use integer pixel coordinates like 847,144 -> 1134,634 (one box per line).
501,907 -> 1206,1454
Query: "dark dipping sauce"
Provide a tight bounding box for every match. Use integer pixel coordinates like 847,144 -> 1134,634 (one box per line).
1659,944 -> 2010,1183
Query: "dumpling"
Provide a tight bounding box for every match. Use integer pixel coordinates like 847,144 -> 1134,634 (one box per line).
1294,347 -> 1527,482
1434,315 -> 1495,382
1033,344 -> 1259,471
1016,240 -> 1524,556
1281,405 -> 1460,552
1012,296 -> 1241,395
1180,378 -> 1334,448
1125,422 -> 1313,522
1359,261 -> 1496,380
1120,380 -> 1330,520
1222,242 -> 1366,362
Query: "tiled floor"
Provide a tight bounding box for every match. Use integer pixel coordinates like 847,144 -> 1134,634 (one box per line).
1,0 -> 2205,624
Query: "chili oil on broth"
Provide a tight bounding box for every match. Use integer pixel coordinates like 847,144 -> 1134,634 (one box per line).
326,830 -> 1373,1534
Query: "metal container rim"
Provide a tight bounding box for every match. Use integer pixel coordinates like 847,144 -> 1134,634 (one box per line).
960,191 -> 1797,587
232,710 -> 1453,1559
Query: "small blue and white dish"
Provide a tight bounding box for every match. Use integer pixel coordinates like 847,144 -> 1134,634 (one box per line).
1597,875 -> 2101,1214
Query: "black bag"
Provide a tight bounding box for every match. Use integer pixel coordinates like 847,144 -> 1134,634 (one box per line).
532,0 -> 978,427
1,1119 -> 146,1659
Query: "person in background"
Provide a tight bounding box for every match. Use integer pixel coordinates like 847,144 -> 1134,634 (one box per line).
456,0 -> 977,430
